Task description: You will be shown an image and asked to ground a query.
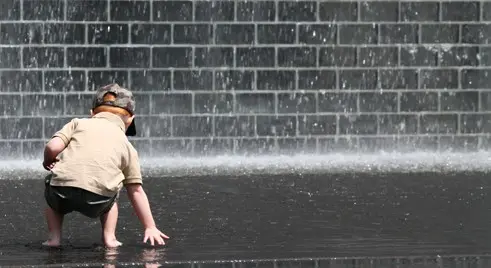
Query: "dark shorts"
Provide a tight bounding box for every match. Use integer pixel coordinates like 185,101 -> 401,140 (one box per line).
44,175 -> 118,218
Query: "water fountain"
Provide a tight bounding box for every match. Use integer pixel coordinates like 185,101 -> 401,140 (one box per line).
0,0 -> 489,177
0,0 -> 490,267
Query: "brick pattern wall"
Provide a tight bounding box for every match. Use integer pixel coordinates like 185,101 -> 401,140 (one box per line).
0,0 -> 489,159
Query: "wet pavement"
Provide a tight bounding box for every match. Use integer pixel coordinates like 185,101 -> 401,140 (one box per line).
1,171 -> 491,267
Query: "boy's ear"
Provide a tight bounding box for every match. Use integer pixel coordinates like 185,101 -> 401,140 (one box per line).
127,115 -> 135,124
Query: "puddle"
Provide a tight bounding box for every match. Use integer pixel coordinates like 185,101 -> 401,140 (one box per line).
0,172 -> 491,266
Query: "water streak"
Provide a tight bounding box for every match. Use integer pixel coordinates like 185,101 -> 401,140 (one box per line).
2,152 -> 491,178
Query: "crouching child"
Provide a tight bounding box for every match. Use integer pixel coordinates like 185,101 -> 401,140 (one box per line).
42,84 -> 169,248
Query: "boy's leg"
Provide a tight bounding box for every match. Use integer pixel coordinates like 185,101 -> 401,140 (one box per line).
77,189 -> 121,247
43,206 -> 64,247
43,176 -> 72,247
100,202 -> 122,248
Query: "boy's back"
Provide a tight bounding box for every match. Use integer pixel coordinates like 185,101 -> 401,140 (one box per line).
50,111 -> 142,198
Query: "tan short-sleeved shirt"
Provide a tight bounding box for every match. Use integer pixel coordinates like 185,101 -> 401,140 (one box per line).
49,112 -> 142,197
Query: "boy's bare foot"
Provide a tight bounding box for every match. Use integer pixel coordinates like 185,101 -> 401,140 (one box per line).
103,237 -> 123,248
44,207 -> 64,248
100,202 -> 121,248
42,239 -> 61,247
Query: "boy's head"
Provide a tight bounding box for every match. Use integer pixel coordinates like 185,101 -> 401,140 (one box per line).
90,83 -> 137,136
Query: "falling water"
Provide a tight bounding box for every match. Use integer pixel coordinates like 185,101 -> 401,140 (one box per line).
1,1 -> 491,266
0,0 -> 489,175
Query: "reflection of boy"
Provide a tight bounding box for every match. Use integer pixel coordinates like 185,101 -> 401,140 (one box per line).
42,84 -> 169,247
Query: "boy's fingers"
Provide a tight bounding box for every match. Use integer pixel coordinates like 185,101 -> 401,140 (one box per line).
144,231 -> 169,246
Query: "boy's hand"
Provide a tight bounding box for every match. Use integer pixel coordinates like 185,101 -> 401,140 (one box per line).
43,157 -> 60,171
143,227 -> 169,246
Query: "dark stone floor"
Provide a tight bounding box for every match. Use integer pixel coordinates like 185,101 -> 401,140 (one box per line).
1,171 -> 491,267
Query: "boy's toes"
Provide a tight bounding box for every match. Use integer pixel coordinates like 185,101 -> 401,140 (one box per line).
42,240 -> 61,247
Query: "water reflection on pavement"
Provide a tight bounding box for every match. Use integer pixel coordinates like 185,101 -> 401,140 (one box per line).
1,172 -> 491,267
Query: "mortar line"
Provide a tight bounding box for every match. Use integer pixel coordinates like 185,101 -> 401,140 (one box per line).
191,91 -> 195,115
211,69 -> 215,91
63,47 -> 68,69
253,69 -> 258,91
125,69 -> 131,90
84,69 -> 88,91
63,92 -> 67,120
41,70 -> 46,92
357,0 -> 361,22
20,47 -> 24,69
128,23 -> 132,45
170,24 -> 174,44
170,70 -> 175,91
295,24 -> 299,44
105,47 -> 110,68
211,114 -> 216,137
397,1 -> 401,22
274,92 -> 278,114
148,92 -> 153,116
150,0 -> 154,22
457,113 -> 461,135
437,91 -> 441,112
295,69 -> 299,90
149,44 -> 153,69
233,0 -> 237,22
63,0 -> 67,21
107,0 -> 111,22
397,92 -> 401,113
439,1 -> 443,21
275,0 -> 279,22
191,46 -> 195,68
84,23 -> 88,45
376,114 -> 382,137
233,46 -> 237,69
397,45 -> 401,67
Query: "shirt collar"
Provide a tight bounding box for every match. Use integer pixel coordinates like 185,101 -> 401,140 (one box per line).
92,112 -> 126,132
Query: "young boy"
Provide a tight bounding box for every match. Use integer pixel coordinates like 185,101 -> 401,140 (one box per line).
42,83 -> 169,248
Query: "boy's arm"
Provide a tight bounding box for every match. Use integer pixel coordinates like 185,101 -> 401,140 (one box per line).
43,137 -> 66,170
123,147 -> 169,245
125,183 -> 157,228
122,148 -> 157,228
43,119 -> 77,170
125,183 -> 169,245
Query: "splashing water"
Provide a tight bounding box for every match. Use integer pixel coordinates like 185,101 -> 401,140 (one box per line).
1,152 -> 491,179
